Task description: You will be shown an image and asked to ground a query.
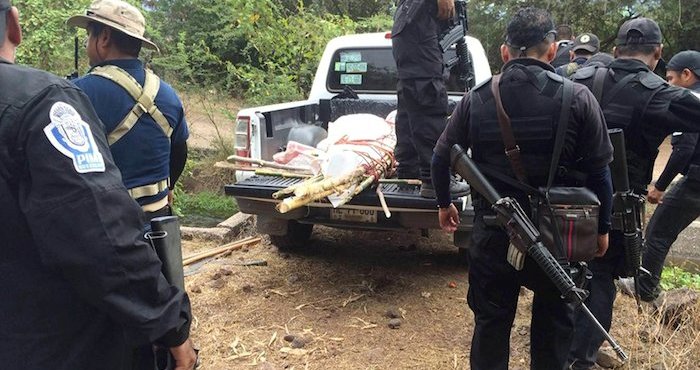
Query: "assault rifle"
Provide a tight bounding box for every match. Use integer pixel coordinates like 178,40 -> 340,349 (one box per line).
66,36 -> 79,80
438,0 -> 474,90
609,129 -> 648,312
450,144 -> 628,362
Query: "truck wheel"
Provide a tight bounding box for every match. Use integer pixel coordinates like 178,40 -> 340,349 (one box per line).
269,221 -> 313,250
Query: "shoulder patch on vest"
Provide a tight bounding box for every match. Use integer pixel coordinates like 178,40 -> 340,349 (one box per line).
639,72 -> 667,89
572,65 -> 597,80
43,102 -> 106,174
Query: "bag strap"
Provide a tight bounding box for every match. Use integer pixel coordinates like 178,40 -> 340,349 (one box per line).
597,69 -> 636,109
491,74 -> 529,184
546,78 -> 575,190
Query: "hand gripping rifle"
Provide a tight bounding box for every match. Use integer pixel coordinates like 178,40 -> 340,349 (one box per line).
450,144 -> 628,362
609,129 -> 648,312
438,0 -> 474,90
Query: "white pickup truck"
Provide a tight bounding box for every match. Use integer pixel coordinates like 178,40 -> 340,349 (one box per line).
226,31 -> 491,251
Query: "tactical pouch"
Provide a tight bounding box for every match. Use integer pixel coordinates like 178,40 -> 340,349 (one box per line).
535,187 -> 600,262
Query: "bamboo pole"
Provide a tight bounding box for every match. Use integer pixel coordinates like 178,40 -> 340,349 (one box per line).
277,188 -> 340,213
293,167 -> 366,197
272,174 -> 323,199
227,155 -> 312,173
182,236 -> 261,266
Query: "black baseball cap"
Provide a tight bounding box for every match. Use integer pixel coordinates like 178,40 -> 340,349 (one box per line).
0,0 -> 11,44
667,50 -> 700,75
572,33 -> 600,53
616,17 -> 662,46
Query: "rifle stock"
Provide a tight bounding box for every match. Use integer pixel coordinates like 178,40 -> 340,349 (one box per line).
450,144 -> 628,362
608,129 -> 646,311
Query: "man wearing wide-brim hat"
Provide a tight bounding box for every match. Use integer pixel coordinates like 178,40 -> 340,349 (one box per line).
68,0 -> 189,227
68,1 -> 194,368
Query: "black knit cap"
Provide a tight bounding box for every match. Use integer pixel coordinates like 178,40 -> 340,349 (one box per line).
505,7 -> 556,52
616,18 -> 662,46
667,50 -> 700,75
0,0 -> 10,43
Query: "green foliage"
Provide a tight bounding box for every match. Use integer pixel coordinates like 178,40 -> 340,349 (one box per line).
175,191 -> 238,219
13,0 -> 700,101
661,266 -> 700,291
14,0 -> 90,74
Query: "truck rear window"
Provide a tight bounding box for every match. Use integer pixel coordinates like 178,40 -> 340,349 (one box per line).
327,47 -> 471,95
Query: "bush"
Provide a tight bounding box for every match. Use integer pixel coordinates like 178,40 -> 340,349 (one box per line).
661,266 -> 700,291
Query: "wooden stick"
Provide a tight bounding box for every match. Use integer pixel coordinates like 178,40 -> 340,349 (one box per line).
227,155 -> 312,173
376,186 -> 391,218
182,236 -> 256,261
378,178 -> 421,185
182,237 -> 261,266
256,168 -> 314,179
277,188 -> 340,213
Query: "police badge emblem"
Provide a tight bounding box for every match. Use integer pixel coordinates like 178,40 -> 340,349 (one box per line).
44,102 -> 106,173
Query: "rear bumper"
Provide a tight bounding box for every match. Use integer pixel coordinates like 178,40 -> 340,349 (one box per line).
225,175 -> 474,232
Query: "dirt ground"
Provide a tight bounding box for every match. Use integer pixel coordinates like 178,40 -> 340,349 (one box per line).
182,225 -> 700,370
180,97 -> 699,370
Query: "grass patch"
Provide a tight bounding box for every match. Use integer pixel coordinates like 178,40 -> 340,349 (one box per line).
174,191 -> 238,227
661,266 -> 700,290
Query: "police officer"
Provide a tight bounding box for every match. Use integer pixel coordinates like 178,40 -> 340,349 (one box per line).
0,1 -> 196,369
551,24 -> 575,68
432,7 -> 613,369
569,20 -> 700,370
618,50 -> 700,301
391,0 -> 469,198
555,33 -> 600,77
68,0 -> 188,221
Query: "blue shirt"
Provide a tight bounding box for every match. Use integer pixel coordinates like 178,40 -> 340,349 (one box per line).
73,59 -> 189,205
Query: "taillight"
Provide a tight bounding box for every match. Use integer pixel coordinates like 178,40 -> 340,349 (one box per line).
234,116 -> 251,159
384,31 -> 392,39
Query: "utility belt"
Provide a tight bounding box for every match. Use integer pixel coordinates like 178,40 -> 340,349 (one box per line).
128,178 -> 169,200
145,203 -> 172,220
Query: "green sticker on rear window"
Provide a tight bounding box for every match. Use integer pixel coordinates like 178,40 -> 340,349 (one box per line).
340,51 -> 362,62
334,62 -> 346,72
345,62 -> 368,73
340,74 -> 362,85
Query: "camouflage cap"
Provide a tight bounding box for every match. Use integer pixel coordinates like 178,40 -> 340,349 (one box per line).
67,0 -> 158,51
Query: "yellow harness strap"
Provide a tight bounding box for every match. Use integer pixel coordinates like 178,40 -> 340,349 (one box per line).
90,65 -> 173,146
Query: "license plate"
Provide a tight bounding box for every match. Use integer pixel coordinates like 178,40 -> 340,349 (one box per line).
330,209 -> 377,223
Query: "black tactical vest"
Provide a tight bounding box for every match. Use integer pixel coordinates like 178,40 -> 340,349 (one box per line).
573,66 -> 665,191
469,64 -> 569,190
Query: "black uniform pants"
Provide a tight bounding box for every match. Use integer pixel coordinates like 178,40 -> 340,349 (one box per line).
568,231 -> 625,370
639,176 -> 700,299
468,213 -> 574,370
395,78 -> 448,181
